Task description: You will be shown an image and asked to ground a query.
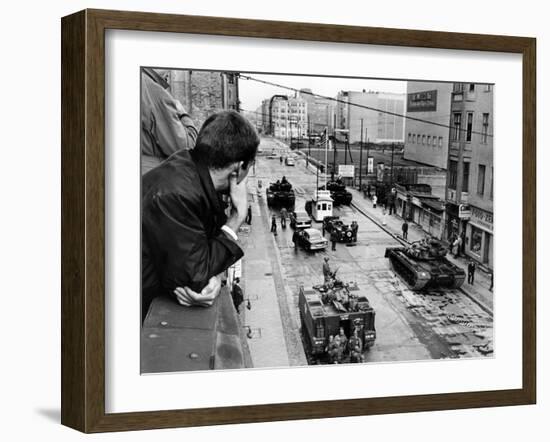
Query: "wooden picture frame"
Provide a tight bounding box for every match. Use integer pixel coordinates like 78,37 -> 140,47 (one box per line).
61,9 -> 536,433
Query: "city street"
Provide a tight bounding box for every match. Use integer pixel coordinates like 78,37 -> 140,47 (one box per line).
238,136 -> 494,368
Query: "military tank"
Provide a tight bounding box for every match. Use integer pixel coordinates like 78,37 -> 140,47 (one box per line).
385,238 -> 466,290
298,275 -> 376,365
319,178 -> 352,205
266,177 -> 295,209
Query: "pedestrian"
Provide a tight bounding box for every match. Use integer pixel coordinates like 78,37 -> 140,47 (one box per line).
330,230 -> 338,251
382,208 -> 387,225
292,229 -> 299,251
246,204 -> 252,225
280,155 -> 283,164
351,221 -> 358,242
142,111 -> 259,322
489,272 -> 494,291
460,231 -> 466,255
280,207 -> 288,229
141,68 -> 198,174
271,215 -> 278,235
231,277 -> 244,313
467,260 -> 477,284
402,220 -> 409,240
456,234 -> 463,258
372,194 -> 377,209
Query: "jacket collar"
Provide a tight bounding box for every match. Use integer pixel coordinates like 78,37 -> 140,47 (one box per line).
190,150 -> 227,225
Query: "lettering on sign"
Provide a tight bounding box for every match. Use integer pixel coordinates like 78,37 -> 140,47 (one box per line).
338,164 -> 355,178
470,206 -> 493,231
407,90 -> 438,112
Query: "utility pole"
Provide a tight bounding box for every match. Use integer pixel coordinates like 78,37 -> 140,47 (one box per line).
390,142 -> 395,187
359,119 -> 363,189
307,119 -> 311,167
365,129 -> 370,177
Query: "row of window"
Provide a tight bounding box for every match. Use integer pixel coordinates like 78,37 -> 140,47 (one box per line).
452,112 -> 490,143
449,160 -> 493,198
408,133 -> 444,147
453,83 -> 493,93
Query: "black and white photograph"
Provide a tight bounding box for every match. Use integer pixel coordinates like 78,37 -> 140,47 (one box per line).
140,67 -> 494,373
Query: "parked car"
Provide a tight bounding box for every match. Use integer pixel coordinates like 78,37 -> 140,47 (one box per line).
295,228 -> 329,251
267,152 -> 279,160
285,156 -> 296,166
290,210 -> 312,230
323,216 -> 356,243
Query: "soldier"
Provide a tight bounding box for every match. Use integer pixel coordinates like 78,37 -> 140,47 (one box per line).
330,230 -> 338,251
348,328 -> 363,354
402,220 -> 409,240
338,327 -> 348,355
322,257 -> 332,284
280,207 -> 288,229
270,215 -> 278,235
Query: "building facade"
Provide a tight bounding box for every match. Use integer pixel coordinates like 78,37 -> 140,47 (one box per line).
299,88 -> 334,135
445,82 -> 494,269
336,91 -> 405,144
165,70 -> 240,129
403,82 -> 453,169
261,95 -> 308,139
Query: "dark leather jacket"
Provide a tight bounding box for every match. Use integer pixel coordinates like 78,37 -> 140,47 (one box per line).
142,149 -> 243,304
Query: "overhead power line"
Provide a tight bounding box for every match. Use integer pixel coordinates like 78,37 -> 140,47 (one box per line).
238,74 -> 493,139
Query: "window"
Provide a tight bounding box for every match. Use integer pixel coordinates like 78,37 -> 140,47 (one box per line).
449,160 -> 458,190
422,135 -> 426,145
485,84 -> 492,92
469,83 -> 475,92
452,113 -> 462,141
470,226 -> 483,254
466,112 -> 473,142
433,136 -> 437,147
408,133 -> 411,143
427,135 -> 431,145
412,134 -> 415,144
453,83 -> 464,93
439,136 -> 443,147
462,161 -> 470,193
482,113 -> 489,143
477,165 -> 486,196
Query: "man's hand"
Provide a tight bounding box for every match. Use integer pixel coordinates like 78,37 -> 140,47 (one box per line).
173,275 -> 222,307
227,172 -> 248,227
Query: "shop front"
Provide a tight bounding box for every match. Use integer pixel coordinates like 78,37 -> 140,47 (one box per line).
465,206 -> 493,269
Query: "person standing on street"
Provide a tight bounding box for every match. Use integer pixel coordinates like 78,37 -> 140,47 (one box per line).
351,221 -> 359,242
271,214 -> 278,235
330,230 -> 338,251
231,277 -> 244,313
456,234 -> 463,258
382,208 -> 387,226
402,220 -> 409,240
372,194 -> 378,209
280,207 -> 288,229
292,229 -> 299,251
467,260 -> 477,284
322,257 -> 332,284
245,204 -> 252,225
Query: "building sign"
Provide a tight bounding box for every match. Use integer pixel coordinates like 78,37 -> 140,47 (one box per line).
470,206 -> 493,232
338,164 -> 355,178
407,89 -> 438,112
367,157 -> 374,174
458,204 -> 471,219
376,162 -> 385,182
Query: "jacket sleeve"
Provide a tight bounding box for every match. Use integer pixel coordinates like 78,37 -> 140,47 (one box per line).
144,192 -> 243,293
151,83 -> 198,156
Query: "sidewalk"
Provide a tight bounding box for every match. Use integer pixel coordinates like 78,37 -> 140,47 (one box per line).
347,187 -> 494,313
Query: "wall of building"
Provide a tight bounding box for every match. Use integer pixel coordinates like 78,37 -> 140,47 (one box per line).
403,81 -> 453,169
337,91 -> 405,144
167,70 -> 239,129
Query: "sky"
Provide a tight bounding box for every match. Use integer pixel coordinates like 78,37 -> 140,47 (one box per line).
238,72 -> 407,113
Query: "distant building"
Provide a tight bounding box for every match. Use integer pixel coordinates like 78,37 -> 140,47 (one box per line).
299,88 -> 334,134
335,90 -> 405,144
445,82 -> 493,269
165,70 -> 240,129
403,82 -> 453,169
261,95 -> 308,139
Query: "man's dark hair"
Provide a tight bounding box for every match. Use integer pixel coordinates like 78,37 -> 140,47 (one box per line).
193,110 -> 260,169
